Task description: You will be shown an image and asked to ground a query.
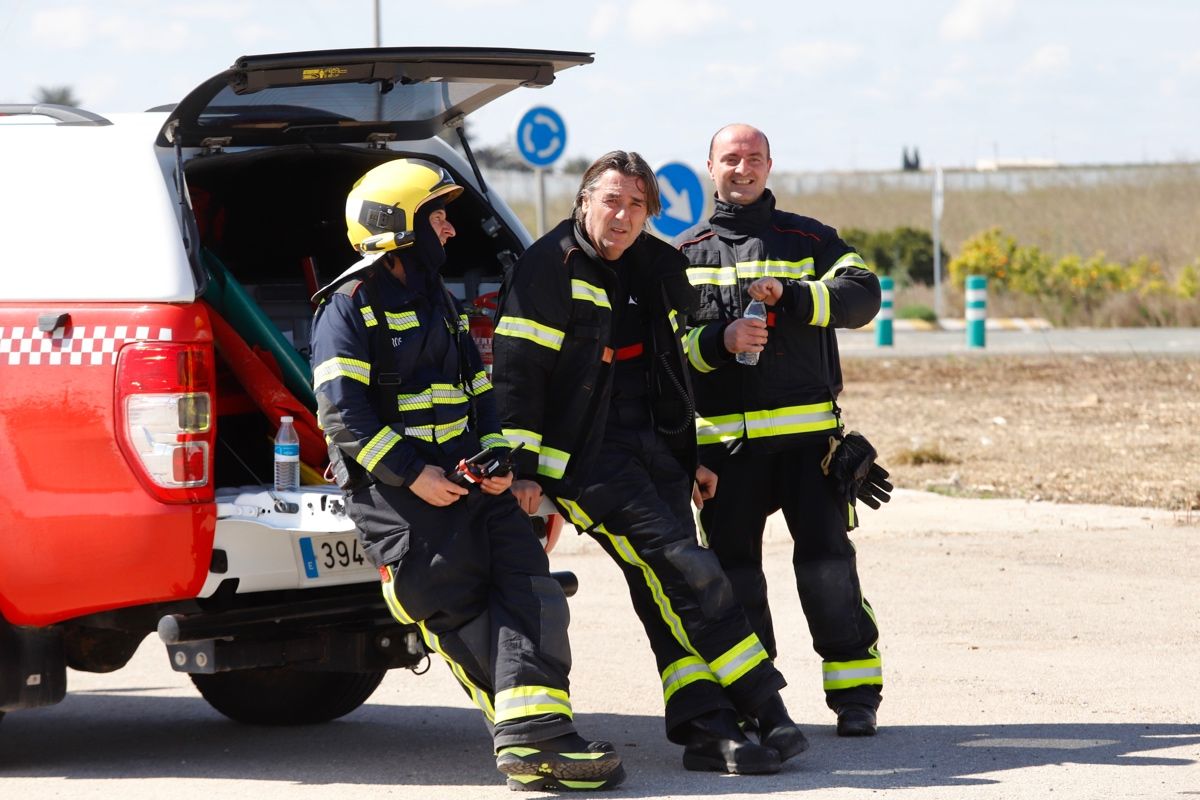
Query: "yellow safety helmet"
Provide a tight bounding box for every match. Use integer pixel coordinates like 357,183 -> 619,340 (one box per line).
345,158 -> 463,255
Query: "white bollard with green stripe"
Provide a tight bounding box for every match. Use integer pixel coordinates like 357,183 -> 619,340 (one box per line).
875,275 -> 894,347
966,275 -> 987,348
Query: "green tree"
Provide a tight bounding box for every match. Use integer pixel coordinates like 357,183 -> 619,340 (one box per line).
35,85 -> 81,106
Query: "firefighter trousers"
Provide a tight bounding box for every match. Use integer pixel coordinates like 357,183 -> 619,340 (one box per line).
699,438 -> 883,712
555,422 -> 786,743
347,481 -> 576,749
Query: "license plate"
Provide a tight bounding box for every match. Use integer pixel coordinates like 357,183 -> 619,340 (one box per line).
297,533 -> 368,579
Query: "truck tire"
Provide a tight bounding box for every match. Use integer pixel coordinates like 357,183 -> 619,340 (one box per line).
191,667 -> 386,725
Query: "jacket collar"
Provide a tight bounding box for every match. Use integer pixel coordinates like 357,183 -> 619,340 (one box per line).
710,189 -> 776,237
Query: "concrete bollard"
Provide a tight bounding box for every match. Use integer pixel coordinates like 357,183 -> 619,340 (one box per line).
966,275 -> 987,348
876,275 -> 894,347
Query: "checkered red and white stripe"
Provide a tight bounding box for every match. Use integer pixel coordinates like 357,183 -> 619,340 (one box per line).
0,325 -> 174,366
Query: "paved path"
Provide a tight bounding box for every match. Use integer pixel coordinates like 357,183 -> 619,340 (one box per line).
841,326 -> 1200,357
2,491 -> 1197,798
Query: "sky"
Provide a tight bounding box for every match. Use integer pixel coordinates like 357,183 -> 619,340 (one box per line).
3,0 -> 1199,173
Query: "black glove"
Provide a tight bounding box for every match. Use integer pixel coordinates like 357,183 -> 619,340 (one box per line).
821,432 -> 893,510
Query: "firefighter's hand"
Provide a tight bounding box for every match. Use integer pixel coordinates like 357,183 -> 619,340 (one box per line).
748,277 -> 783,305
480,471 -> 514,496
511,479 -> 544,515
723,317 -> 769,354
410,465 -> 469,506
692,465 -> 718,509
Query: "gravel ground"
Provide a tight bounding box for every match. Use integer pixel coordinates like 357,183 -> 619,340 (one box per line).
838,354 -> 1200,512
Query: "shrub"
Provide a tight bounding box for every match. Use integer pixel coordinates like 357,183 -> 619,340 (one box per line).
842,226 -> 949,286
897,304 -> 938,322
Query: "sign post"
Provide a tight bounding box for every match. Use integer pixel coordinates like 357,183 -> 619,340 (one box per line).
932,167 -> 945,322
514,106 -> 567,237
648,162 -> 704,239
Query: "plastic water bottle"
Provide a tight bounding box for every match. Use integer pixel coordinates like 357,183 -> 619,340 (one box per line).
274,416 -> 300,492
736,299 -> 768,366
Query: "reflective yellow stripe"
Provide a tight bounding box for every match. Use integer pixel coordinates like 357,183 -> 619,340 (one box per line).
822,657 -> 883,690
684,327 -> 717,373
359,305 -> 378,328
397,384 -> 469,412
502,428 -> 542,454
668,309 -> 680,334
458,313 -> 470,333
661,655 -> 718,703
823,251 -> 868,279
571,279 -> 611,309
383,310 -> 419,331
404,416 -> 469,443
809,281 -> 831,327
467,370 -> 492,395
557,499 -> 695,655
494,686 -> 573,724
357,426 -> 401,471
688,260 -> 816,287
710,634 -> 770,687
494,317 -> 565,351
479,432 -> 509,449
695,413 -> 745,445
537,446 -> 570,480
313,356 -> 371,388
744,401 -> 838,438
381,570 -> 495,722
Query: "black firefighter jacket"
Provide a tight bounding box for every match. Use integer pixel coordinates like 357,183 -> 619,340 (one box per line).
676,190 -> 881,457
493,219 -> 700,499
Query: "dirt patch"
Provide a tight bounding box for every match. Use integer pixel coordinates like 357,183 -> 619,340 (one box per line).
837,354 -> 1200,511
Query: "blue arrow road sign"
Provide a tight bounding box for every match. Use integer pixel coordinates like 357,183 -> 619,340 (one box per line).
649,162 -> 705,238
515,106 -> 567,169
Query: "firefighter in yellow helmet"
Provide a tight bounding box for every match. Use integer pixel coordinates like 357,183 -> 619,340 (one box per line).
312,158 -> 624,791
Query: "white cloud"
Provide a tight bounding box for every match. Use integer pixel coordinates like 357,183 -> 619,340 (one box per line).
588,3 -> 620,38
923,77 -> 965,101
1022,44 -> 1070,76
776,41 -> 864,77
625,0 -> 728,42
31,7 -> 93,49
939,0 -> 1016,43
702,62 -> 764,92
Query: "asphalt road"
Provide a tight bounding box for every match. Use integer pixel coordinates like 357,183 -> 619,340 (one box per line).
840,327 -> 1200,357
2,491 -> 1197,799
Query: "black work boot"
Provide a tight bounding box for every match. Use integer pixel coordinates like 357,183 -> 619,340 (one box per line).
681,709 -> 781,774
836,704 -> 878,737
497,733 -> 625,791
753,692 -> 809,761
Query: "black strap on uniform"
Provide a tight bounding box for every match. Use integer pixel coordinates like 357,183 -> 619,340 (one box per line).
361,272 -> 408,424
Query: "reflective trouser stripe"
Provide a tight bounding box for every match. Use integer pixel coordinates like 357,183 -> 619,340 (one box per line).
559,498 -> 774,701
710,634 -> 770,688
822,658 -> 883,690
494,686 -> 573,724
381,568 -> 495,722
661,655 -> 719,704
557,499 -> 696,655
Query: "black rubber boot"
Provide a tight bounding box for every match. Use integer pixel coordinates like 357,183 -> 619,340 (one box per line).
753,692 -> 809,762
681,709 -> 781,774
497,733 -> 625,791
836,704 -> 878,737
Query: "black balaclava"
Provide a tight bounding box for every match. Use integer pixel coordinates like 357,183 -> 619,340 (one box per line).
396,197 -> 449,297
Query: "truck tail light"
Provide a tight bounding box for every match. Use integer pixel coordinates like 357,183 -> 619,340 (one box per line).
115,343 -> 216,504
